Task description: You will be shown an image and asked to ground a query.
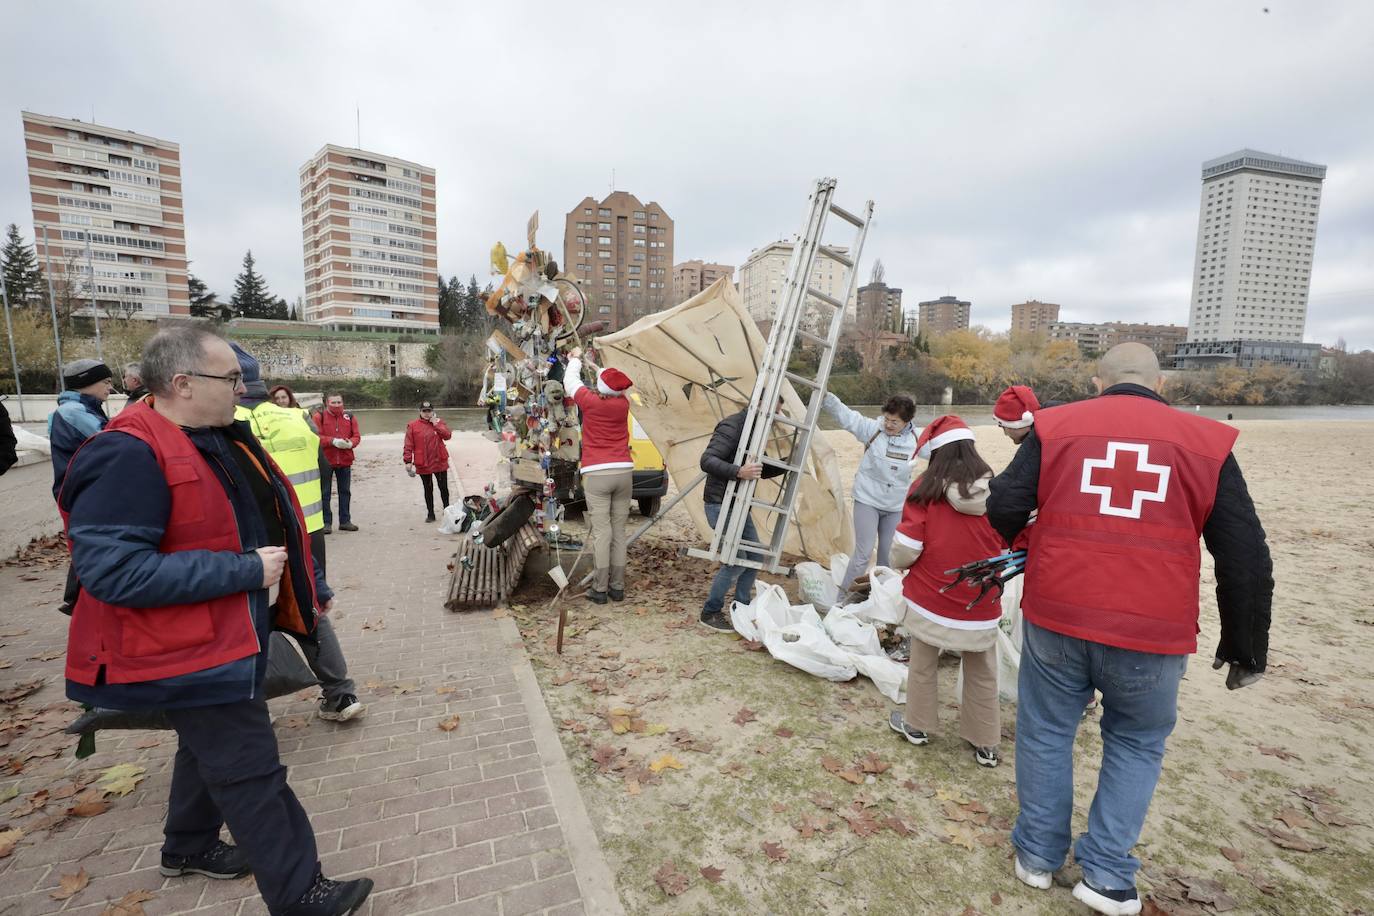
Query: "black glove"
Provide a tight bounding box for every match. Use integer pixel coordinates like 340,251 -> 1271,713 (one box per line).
1212,656 -> 1263,690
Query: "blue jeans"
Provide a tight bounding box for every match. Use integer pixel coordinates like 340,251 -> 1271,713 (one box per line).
702,501 -> 761,616
321,465 -> 351,525
1012,620 -> 1188,891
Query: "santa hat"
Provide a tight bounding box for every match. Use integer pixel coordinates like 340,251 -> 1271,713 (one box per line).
993,385 -> 1041,429
596,367 -> 633,395
916,414 -> 976,461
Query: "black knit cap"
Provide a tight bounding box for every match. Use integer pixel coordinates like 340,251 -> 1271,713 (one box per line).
62,358 -> 112,390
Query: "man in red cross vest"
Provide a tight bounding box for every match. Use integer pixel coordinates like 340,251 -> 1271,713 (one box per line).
987,343 -> 1272,916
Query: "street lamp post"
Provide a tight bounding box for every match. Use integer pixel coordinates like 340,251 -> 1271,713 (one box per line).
0,270 -> 25,421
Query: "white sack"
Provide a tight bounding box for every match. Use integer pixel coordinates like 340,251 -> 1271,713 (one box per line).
795,561 -> 839,609
764,621 -> 859,683
436,504 -> 468,535
863,567 -> 907,625
851,653 -> 908,705
822,604 -> 883,657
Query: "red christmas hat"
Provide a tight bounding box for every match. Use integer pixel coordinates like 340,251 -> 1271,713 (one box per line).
916,414 -> 976,460
596,367 -> 633,394
993,385 -> 1041,429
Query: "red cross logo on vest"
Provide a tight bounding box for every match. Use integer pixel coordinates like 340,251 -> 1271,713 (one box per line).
1080,442 -> 1171,519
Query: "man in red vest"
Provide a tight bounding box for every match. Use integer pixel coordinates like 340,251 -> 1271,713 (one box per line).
59,326 -> 372,916
313,393 -> 362,533
988,343 -> 1272,916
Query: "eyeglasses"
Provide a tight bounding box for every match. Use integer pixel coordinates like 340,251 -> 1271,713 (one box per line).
188,371 -> 244,387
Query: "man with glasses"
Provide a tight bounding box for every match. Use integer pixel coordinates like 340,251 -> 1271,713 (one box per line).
58,326 -> 373,915
313,393 -> 361,533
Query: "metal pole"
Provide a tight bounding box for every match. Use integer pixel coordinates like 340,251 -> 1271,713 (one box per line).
40,224 -> 63,392
0,271 -> 25,421
84,235 -> 103,363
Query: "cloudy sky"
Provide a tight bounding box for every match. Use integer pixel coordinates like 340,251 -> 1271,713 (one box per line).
3,1 -> 1372,348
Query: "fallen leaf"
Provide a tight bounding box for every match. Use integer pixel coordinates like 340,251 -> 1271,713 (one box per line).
811,793 -> 837,810
859,751 -> 891,775
653,861 -> 689,896
491,606 -> 509,619
718,760 -> 747,778
50,867 -> 89,900
392,682 -> 419,695
96,763 -> 147,797
1257,744 -> 1300,762
1274,806 -> 1314,831
10,788 -> 49,817
773,727 -> 794,738
0,679 -> 44,703
990,891 -> 1003,906
941,821 -> 979,850
644,723 -> 669,736
437,715 -> 461,732
1248,821 -> 1326,852
68,798 -> 109,817
1218,768 -> 1248,782
794,813 -> 831,838
838,808 -> 883,837
28,651 -> 64,662
742,639 -> 765,652
278,716 -> 309,729
1305,801 -> 1359,827
699,864 -> 724,884
648,753 -> 684,774
883,814 -> 914,837
0,784 -> 17,803
0,826 -> 22,857
132,735 -> 161,749
102,888 -> 155,915
762,840 -> 789,862
1219,846 -> 1244,862
435,685 -> 457,695
624,778 -> 641,796
551,672 -> 575,686
733,707 -> 757,726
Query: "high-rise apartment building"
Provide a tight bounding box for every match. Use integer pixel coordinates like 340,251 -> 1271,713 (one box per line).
917,295 -> 971,336
299,144 -> 438,333
672,260 -> 734,303
857,281 -> 903,332
738,241 -> 855,325
1010,299 -> 1060,337
1187,149 -> 1325,343
1049,321 -> 1187,363
563,192 -> 673,329
21,111 -> 190,318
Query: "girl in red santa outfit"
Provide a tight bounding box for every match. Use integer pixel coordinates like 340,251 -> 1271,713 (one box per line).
887,415 -> 1007,768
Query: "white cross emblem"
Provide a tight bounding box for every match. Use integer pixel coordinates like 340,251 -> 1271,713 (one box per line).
1080,442 -> 1171,519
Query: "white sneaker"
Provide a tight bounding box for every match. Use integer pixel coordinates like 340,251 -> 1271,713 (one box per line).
1014,856 -> 1052,890
1072,879 -> 1142,915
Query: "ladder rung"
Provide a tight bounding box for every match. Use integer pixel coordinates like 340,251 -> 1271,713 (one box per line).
748,500 -> 788,513
760,456 -> 804,474
828,203 -> 864,227
796,329 -> 831,348
817,245 -> 852,269
784,371 -> 819,389
768,414 -> 806,430
806,287 -> 845,310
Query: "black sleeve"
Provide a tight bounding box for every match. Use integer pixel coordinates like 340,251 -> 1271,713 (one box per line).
987,431 -> 1041,544
1202,453 -> 1273,671
0,403 -> 16,476
699,418 -> 740,482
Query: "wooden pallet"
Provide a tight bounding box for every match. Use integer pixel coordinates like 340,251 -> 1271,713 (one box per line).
445,523 -> 543,610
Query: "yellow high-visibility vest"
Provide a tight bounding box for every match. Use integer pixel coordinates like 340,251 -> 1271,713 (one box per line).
235,402 -> 325,533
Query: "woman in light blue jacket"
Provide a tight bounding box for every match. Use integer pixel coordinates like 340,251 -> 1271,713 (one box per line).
823,392 -> 920,589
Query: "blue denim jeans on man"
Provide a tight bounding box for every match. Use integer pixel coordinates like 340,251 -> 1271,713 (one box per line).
1012,620 -> 1188,891
702,501 -> 761,616
321,465 -> 351,526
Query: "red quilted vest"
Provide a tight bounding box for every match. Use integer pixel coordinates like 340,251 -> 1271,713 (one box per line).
62,403 -> 313,686
1023,395 -> 1237,654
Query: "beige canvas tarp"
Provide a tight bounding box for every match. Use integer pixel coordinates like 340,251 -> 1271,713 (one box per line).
596,277 -> 854,564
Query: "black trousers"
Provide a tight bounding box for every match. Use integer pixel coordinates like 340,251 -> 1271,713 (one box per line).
420,471 -> 450,515
309,528 -> 327,579
164,696 -> 318,914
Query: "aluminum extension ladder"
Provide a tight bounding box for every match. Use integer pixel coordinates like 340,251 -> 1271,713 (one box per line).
687,178 -> 873,574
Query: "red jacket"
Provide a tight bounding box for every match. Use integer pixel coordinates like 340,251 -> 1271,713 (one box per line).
62,403 -> 315,687
403,417 -> 452,474
571,388 -> 631,472
315,406 -> 361,468
1023,395 -> 1238,655
895,481 -> 1005,629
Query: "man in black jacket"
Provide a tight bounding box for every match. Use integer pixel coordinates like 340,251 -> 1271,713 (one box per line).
987,343 -> 1272,915
698,405 -> 786,631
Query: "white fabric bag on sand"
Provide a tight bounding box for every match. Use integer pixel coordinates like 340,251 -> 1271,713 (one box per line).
830,553 -> 850,592
732,584 -> 855,682
795,561 -> 840,608
859,567 -> 906,625
852,653 -> 907,705
822,604 -> 883,657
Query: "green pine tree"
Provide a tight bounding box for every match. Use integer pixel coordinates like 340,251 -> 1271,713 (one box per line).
1,223 -> 45,306
230,250 -> 277,319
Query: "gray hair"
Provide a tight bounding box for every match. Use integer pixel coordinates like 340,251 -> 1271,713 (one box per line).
142,325 -> 223,396
123,362 -> 141,377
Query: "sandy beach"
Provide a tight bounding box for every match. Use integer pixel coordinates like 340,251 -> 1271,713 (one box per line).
512,418 -> 1374,914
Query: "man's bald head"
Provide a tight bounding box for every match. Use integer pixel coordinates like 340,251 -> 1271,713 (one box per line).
1094,342 -> 1165,394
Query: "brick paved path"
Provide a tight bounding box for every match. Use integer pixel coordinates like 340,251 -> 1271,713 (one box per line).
0,435 -> 622,916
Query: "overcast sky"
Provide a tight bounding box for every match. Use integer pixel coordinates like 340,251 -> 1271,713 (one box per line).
3,1 -> 1372,349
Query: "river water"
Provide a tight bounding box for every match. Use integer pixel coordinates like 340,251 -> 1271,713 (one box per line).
343,403 -> 1374,436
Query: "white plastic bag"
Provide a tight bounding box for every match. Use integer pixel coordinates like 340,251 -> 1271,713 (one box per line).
852,653 -> 908,705
795,561 -> 839,609
822,604 -> 883,657
865,567 -> 907,625
731,582 -> 792,642
829,553 -> 850,592
765,621 -> 858,682
436,504 -> 468,535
